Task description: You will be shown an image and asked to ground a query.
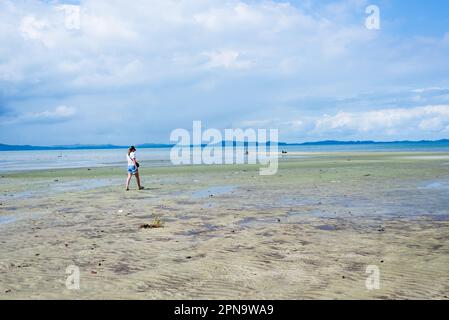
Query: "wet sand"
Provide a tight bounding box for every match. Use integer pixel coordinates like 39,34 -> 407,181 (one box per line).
1,152 -> 449,299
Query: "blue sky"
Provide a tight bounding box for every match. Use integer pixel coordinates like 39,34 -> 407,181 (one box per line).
1,0 -> 449,145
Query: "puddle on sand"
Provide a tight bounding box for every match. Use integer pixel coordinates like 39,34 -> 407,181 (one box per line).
286,210 -> 338,220
280,198 -> 320,207
179,223 -> 220,237
419,180 -> 449,190
1,178 -> 121,200
238,217 -> 281,228
202,202 -> 215,209
50,179 -> 120,193
0,216 -> 17,226
0,206 -> 17,211
237,211 -> 340,228
316,224 -> 337,231
0,211 -> 49,227
424,214 -> 449,221
192,185 -> 237,199
238,209 -> 339,228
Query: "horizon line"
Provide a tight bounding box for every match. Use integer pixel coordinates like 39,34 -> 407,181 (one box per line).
1,138 -> 449,151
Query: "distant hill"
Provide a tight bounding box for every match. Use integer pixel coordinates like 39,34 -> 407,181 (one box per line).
0,143 -> 127,151
136,143 -> 175,148
289,139 -> 449,146
0,143 -> 179,151
1,139 -> 448,151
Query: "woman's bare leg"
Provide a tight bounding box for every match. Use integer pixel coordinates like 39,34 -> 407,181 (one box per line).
135,171 -> 143,189
125,173 -> 132,190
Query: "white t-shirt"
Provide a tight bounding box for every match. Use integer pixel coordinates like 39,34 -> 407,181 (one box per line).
127,151 -> 136,166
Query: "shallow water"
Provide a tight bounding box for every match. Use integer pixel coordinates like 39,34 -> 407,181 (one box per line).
0,216 -> 17,225
286,210 -> 339,219
50,179 -> 120,193
0,149 -> 172,172
0,178 -> 122,200
238,216 -> 281,228
2,142 -> 449,173
419,180 -> 449,190
315,224 -> 338,231
192,185 -> 237,199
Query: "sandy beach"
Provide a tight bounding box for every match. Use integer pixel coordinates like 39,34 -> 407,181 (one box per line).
1,152 -> 449,299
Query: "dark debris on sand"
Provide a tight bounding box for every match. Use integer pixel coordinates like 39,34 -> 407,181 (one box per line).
140,223 -> 164,229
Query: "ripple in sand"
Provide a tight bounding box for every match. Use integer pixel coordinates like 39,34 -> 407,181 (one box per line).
111,262 -> 141,275
177,223 -> 221,237
237,217 -> 280,228
237,211 -> 334,228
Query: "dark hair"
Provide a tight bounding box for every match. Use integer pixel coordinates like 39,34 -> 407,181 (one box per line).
128,146 -> 136,155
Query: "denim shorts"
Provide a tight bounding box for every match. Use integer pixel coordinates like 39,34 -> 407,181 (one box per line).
127,165 -> 138,174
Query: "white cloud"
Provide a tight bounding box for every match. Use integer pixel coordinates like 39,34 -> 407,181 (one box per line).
312,105 -> 449,138
1,106 -> 76,125
411,87 -> 444,94
44,105 -> 76,118
193,2 -> 295,32
235,105 -> 449,141
1,0 -> 449,144
3,0 -> 379,91
20,15 -> 50,42
203,50 -> 252,69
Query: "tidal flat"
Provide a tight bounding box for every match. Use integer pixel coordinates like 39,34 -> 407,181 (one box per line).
1,152 -> 449,299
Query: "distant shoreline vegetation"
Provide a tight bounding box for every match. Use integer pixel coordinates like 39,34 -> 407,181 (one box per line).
1,139 -> 449,151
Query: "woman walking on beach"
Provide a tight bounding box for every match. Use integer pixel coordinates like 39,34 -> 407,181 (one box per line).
126,146 -> 144,191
